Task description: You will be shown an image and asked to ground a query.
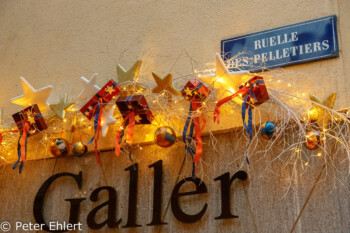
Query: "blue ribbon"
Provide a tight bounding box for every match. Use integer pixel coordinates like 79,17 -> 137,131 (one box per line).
119,118 -> 129,145
34,113 -> 43,119
183,104 -> 196,178
88,101 -> 101,144
13,132 -> 28,174
242,93 -> 253,166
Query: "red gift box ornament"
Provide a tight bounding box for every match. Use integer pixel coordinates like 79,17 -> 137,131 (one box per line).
214,76 -> 269,165
181,78 -> 210,177
115,95 -> 154,157
80,80 -> 121,120
12,104 -> 47,173
80,80 -> 121,165
181,78 -> 211,102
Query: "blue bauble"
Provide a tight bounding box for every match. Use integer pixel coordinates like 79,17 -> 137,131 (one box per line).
261,121 -> 276,140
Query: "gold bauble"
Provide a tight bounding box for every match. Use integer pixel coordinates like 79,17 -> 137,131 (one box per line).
72,142 -> 88,157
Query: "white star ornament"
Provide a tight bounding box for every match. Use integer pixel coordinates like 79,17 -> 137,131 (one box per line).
10,77 -> 53,111
200,53 -> 251,105
78,73 -> 101,99
100,106 -> 117,137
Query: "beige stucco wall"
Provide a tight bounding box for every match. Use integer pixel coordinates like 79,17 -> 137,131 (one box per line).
0,0 -> 349,114
0,0 -> 350,233
0,132 -> 349,233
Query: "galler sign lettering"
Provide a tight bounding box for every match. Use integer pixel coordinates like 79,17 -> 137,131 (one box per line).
33,160 -> 248,232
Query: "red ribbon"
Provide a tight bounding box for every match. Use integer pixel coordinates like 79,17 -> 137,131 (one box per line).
214,86 -> 250,123
115,111 -> 135,157
191,101 -> 206,163
20,121 -> 30,163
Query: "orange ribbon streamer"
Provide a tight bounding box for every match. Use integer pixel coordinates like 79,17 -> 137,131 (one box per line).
214,86 -> 249,124
20,121 -> 30,163
191,101 -> 206,163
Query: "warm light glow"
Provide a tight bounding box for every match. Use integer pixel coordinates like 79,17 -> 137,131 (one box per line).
216,77 -> 224,83
228,88 -> 235,93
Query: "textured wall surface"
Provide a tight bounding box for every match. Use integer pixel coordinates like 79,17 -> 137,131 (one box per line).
0,132 -> 349,233
0,0 -> 349,116
0,0 -> 350,233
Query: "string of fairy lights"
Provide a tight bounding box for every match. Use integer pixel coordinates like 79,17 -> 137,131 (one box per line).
0,51 -> 349,188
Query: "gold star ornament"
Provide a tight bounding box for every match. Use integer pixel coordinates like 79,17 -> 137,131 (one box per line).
25,110 -> 36,124
135,115 -> 142,123
200,53 -> 251,105
105,85 -> 115,95
117,60 -> 145,95
151,72 -> 181,101
184,87 -> 193,97
308,93 -> 336,129
49,94 -> 75,120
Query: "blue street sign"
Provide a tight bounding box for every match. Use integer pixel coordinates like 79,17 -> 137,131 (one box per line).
221,15 -> 339,71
